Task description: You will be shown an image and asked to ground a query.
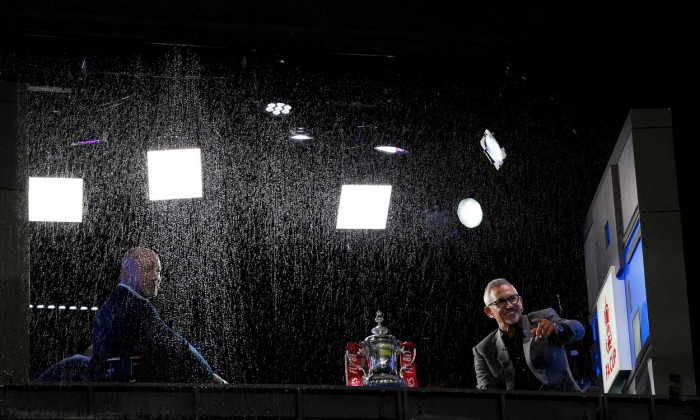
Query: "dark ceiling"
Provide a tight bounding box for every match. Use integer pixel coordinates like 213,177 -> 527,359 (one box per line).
3,2 -> 695,102
1,2 -> 694,57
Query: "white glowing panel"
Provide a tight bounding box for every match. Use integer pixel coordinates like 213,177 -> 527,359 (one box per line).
147,148 -> 203,200
336,185 -> 392,229
28,177 -> 84,222
596,266 -> 632,393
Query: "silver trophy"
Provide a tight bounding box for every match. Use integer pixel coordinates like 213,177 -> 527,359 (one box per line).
346,310 -> 416,387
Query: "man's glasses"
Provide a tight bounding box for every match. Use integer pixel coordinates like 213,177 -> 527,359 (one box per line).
488,294 -> 520,308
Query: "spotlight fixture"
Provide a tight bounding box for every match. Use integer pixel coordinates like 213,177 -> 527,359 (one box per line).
289,127 -> 312,141
147,148 -> 203,200
336,185 -> 393,229
265,102 -> 292,116
58,305 -> 66,310
80,306 -> 88,311
47,305 -> 55,309
480,129 -> 506,170
72,139 -> 103,146
36,305 -> 45,309
28,177 -> 84,222
91,306 -> 99,311
457,197 -> 483,228
374,146 -> 406,154
69,306 -> 77,310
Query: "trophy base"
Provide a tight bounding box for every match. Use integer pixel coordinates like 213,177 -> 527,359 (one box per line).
364,373 -> 406,387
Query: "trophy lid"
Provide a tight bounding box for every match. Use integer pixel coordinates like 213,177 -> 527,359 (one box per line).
369,310 -> 391,337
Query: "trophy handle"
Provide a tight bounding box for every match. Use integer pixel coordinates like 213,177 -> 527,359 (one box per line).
399,345 -> 417,374
345,350 -> 367,377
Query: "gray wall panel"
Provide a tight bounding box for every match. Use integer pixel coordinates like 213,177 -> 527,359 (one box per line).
639,212 -> 694,396
618,133 -> 638,236
591,169 -> 622,284
0,80 -> 29,384
584,226 -> 599,312
632,127 -> 679,213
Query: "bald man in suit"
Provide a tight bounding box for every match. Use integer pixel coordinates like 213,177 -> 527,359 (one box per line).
90,247 -> 225,383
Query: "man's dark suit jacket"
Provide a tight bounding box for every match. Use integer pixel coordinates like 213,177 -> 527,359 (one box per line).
89,284 -> 213,383
473,308 -> 584,392
36,354 -> 90,382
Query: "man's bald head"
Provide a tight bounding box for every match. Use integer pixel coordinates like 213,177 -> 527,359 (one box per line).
120,247 -> 162,298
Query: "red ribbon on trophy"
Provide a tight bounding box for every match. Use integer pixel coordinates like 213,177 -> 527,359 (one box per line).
399,341 -> 418,388
345,342 -> 366,387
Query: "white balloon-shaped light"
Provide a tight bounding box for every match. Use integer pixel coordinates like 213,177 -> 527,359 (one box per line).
457,198 -> 483,228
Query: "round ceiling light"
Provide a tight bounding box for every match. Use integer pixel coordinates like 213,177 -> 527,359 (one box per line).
457,198 -> 483,228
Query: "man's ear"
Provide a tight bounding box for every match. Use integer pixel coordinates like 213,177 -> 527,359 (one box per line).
484,306 -> 493,318
119,267 -> 128,282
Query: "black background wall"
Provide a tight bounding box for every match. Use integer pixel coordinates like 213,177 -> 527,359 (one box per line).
0,2 -> 697,389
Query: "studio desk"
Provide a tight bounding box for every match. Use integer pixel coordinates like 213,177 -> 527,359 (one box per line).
1,383 -> 698,419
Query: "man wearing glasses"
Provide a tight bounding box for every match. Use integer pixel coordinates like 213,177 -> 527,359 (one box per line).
473,278 -> 584,391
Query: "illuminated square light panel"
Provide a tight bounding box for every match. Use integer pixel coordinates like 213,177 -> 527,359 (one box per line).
336,185 -> 393,229
147,148 -> 203,200
28,177 -> 84,222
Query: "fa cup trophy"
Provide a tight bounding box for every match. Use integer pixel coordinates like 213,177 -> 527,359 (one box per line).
345,311 -> 417,387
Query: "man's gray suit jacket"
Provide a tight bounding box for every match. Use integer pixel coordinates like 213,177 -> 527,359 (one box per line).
472,308 -> 584,392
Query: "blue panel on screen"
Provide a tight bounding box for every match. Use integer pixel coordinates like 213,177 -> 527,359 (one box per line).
604,221 -> 610,248
621,220 -> 649,367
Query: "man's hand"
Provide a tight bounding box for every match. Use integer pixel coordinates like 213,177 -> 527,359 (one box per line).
212,373 -> 228,384
530,318 -> 558,339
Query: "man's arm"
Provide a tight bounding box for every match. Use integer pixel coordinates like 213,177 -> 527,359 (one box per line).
137,300 -> 215,383
473,346 -> 498,389
530,308 -> 584,344
553,318 -> 584,343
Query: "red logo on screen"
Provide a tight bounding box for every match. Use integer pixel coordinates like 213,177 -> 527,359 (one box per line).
603,297 -> 616,381
604,299 -> 612,353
